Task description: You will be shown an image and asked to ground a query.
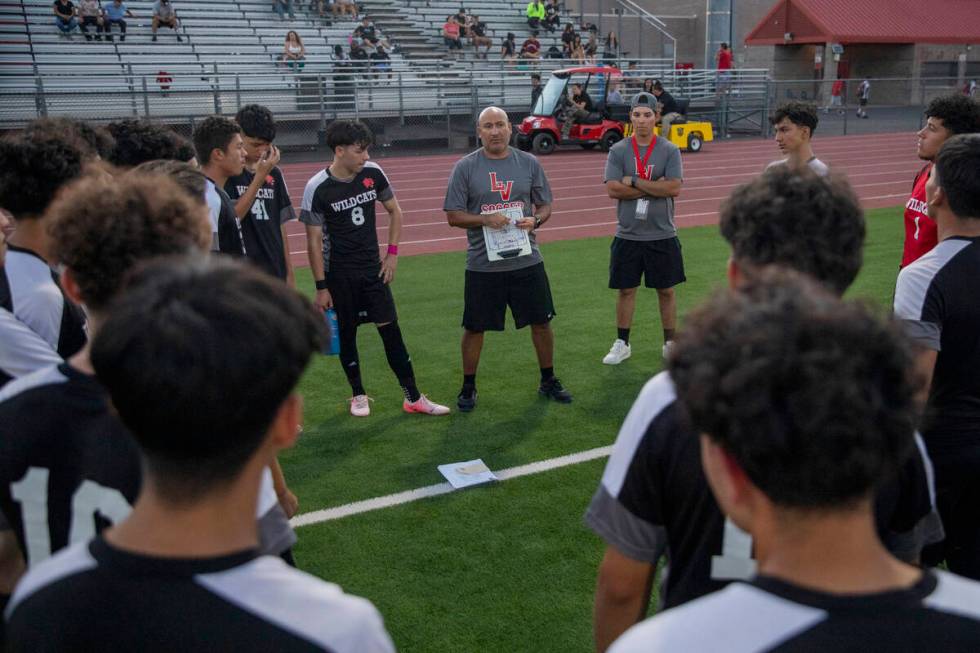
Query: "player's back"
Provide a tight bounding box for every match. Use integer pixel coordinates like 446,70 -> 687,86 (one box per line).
0,364 -> 141,568
5,537 -> 396,653
610,570 -> 980,653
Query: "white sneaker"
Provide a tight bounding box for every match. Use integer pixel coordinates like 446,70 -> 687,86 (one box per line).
602,339 -> 631,365
403,394 -> 451,416
349,394 -> 371,417
662,340 -> 675,360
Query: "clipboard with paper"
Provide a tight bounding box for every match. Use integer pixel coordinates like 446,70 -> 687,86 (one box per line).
482,206 -> 532,261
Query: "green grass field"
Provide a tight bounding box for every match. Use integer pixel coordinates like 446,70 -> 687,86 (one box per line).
284,206 -> 904,652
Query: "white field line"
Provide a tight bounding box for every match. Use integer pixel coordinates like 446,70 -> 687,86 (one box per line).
290,445 -> 613,528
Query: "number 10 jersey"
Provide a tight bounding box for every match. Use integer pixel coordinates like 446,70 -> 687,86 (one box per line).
299,162 -> 394,275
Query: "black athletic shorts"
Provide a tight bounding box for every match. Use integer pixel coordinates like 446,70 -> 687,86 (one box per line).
327,270 -> 397,328
609,236 -> 686,289
463,262 -> 555,331
920,441 -> 980,578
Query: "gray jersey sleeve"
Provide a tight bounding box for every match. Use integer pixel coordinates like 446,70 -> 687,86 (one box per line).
299,172 -> 326,227
664,144 -> 683,180
604,144 -> 626,183
529,155 -> 552,206
0,308 -> 62,380
443,158 -> 472,212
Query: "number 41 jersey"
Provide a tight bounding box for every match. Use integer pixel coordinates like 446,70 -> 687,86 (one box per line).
299,162 -> 394,275
0,364 -> 141,569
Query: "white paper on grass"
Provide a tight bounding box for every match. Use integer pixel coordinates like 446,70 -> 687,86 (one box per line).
437,459 -> 499,489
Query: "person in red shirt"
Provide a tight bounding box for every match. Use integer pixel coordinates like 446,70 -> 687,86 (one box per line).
902,94 -> 980,267
715,42 -> 733,93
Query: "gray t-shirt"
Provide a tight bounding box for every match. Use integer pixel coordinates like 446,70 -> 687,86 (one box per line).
603,137 -> 683,241
765,156 -> 829,176
443,147 -> 552,272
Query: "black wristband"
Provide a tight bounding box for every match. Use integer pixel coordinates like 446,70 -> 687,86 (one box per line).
315,279 -> 329,290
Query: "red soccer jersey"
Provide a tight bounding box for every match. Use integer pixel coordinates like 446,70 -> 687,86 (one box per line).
901,163 -> 937,267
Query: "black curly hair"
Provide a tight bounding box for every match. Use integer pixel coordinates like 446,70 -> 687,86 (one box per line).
0,131 -> 86,220
106,119 -> 187,167
719,167 -> 865,295
192,116 -> 241,166
47,172 -> 211,311
668,269 -> 917,510
325,119 -> 373,152
924,94 -> 980,135
771,101 -> 819,136
24,118 -> 115,161
235,104 -> 277,143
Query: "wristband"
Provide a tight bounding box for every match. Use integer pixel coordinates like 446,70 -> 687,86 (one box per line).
315,279 -> 329,290
631,175 -> 638,187
387,244 -> 399,256
533,217 -> 542,230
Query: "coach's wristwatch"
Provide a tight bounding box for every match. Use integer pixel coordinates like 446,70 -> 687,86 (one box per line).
533,216 -> 543,230
315,279 -> 329,290
630,175 -> 638,187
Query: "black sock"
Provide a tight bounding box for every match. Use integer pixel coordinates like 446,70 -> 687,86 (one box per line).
663,328 -> 676,342
463,373 -> 476,388
377,322 -> 419,400
617,327 -> 630,344
540,366 -> 554,383
338,323 -> 364,395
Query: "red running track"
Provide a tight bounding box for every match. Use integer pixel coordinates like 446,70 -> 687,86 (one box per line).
278,131 -> 922,267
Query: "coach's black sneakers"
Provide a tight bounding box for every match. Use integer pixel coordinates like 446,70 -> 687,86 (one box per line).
539,377 -> 573,403
457,385 -> 477,412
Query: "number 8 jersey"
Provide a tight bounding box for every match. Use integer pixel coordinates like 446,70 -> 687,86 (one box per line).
299,162 -> 394,274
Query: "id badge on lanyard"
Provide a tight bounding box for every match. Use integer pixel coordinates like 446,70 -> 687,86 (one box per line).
632,136 -> 656,220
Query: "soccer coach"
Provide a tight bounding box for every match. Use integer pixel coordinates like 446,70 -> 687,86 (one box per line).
444,106 -> 572,412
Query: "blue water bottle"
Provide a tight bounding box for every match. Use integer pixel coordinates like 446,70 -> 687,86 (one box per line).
323,308 -> 340,355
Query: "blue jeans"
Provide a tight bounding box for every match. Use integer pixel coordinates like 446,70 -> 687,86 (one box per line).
273,0 -> 295,18
55,16 -> 78,33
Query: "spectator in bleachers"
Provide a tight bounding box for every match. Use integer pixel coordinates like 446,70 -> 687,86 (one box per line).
334,0 -> 357,20
151,0 -> 182,42
453,7 -> 468,37
104,0 -> 134,42
501,32 -> 517,64
642,77 -> 655,93
349,40 -> 369,70
53,0 -> 79,38
469,14 -> 491,59
602,31 -> 619,64
607,81 -> 623,104
519,32 -> 541,60
272,0 -> 295,21
353,16 -> 379,48
77,0 -> 104,41
560,23 -> 575,56
570,34 -> 585,64
332,43 -> 348,62
370,45 -> 392,79
526,0 -> 545,31
280,30 -> 306,71
442,15 -> 462,57
543,0 -> 561,32
623,60 -> 640,90
585,30 -> 598,64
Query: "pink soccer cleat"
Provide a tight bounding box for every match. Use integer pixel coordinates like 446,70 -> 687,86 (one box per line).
403,394 -> 450,416
349,394 -> 372,417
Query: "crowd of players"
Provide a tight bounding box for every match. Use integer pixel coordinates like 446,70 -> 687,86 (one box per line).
0,87 -> 978,650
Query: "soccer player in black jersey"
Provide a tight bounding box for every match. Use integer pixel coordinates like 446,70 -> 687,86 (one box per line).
895,134 -> 980,580
194,116 -> 247,256
0,173 -> 209,634
610,272 -> 980,652
225,105 -> 297,284
5,257 -> 396,653
587,169 -> 942,651
0,129 -> 87,388
301,119 -> 449,417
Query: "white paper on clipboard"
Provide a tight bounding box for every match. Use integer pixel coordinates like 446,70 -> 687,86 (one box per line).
482,206 -> 532,261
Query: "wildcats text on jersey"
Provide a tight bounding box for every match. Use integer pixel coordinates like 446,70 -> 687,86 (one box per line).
235,186 -> 276,200
906,197 -> 928,215
331,189 -> 378,213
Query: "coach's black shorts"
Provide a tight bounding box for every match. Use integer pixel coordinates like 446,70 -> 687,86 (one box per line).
327,270 -> 397,328
463,262 -> 555,331
609,236 -> 686,289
